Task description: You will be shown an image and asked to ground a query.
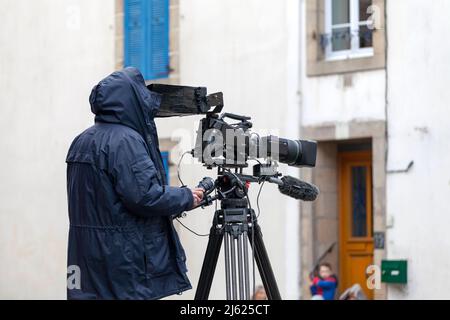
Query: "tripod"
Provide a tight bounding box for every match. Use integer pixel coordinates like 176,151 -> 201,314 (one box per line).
194,171 -> 281,300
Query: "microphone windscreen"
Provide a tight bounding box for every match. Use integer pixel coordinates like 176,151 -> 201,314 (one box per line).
278,176 -> 319,201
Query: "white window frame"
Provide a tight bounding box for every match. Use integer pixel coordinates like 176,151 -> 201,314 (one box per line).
325,0 -> 374,61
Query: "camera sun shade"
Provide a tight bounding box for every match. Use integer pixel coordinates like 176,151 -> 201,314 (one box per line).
147,84 -> 224,117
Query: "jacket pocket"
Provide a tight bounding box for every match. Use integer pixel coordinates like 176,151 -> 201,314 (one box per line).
143,232 -> 174,277
131,158 -> 158,194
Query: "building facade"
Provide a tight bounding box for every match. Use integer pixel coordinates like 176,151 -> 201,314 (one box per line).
300,0 -> 450,300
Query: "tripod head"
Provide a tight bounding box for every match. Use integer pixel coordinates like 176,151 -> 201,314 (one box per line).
192,168 -> 250,209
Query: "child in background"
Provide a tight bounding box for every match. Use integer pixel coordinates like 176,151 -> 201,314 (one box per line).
252,285 -> 267,300
310,262 -> 338,300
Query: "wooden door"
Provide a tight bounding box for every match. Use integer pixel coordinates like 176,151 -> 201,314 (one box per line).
338,151 -> 374,299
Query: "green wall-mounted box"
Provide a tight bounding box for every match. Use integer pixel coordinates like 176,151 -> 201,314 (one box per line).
381,260 -> 407,284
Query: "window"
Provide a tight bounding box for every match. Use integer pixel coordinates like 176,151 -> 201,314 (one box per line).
325,0 -> 374,60
124,0 -> 170,80
351,166 -> 368,237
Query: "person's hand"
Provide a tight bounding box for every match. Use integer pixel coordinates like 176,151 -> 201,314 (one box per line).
191,188 -> 205,208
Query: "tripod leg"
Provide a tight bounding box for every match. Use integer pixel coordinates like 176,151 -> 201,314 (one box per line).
194,225 -> 223,300
224,232 -> 232,299
230,234 -> 238,300
243,231 -> 250,300
249,222 -> 282,300
237,234 -> 244,299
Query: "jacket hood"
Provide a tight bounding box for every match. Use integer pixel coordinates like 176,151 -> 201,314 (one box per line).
89,67 -> 161,140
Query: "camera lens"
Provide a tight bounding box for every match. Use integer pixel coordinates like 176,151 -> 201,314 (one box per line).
258,136 -> 317,168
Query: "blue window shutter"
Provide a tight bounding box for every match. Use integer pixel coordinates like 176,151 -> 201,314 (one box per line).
124,0 -> 170,80
124,0 -> 146,74
148,0 -> 170,79
161,151 -> 170,183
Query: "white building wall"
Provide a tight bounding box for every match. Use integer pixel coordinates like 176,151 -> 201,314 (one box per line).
156,0 -> 302,299
386,0 -> 450,300
0,0 -> 115,299
0,0 -> 302,300
301,70 -> 386,126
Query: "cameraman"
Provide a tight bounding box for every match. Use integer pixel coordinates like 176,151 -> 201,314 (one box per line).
66,67 -> 203,300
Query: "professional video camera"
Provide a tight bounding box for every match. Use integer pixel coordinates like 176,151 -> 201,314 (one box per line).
193,112 -> 317,169
149,83 -> 319,300
150,84 -> 317,169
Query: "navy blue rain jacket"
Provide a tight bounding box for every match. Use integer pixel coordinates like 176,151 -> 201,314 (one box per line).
66,67 -> 193,299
